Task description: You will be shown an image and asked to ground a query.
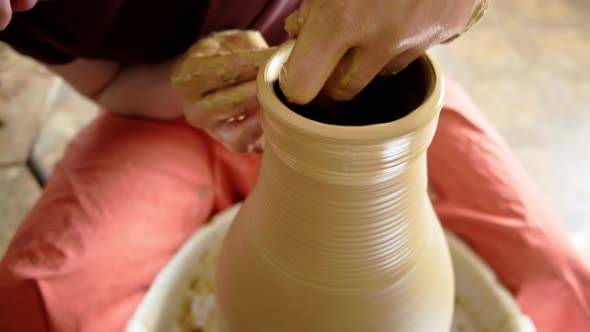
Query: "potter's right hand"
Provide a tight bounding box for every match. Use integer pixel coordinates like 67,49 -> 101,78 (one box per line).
280,0 -> 486,104
171,30 -> 275,153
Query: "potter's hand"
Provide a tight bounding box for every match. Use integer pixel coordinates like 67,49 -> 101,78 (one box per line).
280,0 -> 487,104
171,30 -> 275,153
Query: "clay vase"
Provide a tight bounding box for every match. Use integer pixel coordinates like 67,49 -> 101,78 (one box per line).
215,41 -> 455,332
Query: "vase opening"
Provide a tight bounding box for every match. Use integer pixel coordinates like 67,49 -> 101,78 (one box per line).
257,41 -> 444,143
273,58 -> 431,127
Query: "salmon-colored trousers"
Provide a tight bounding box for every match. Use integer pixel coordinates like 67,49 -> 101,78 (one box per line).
0,80 -> 588,332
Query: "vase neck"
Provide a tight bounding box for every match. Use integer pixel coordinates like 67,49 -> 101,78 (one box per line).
247,117 -> 438,293
262,107 -> 439,186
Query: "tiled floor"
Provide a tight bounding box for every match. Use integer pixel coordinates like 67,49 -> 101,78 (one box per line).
0,48 -> 59,255
1,0 -> 589,262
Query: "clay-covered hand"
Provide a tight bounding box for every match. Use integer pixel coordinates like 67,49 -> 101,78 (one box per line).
171,30 -> 275,153
280,0 -> 481,104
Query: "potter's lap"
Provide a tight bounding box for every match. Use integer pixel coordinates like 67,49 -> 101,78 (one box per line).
1,113 -> 260,277
429,79 -> 590,332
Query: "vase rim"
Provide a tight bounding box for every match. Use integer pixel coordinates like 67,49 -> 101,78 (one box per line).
257,40 -> 446,142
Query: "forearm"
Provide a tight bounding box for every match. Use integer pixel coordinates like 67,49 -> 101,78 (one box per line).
95,59 -> 184,120
46,59 -> 121,99
46,58 -> 184,120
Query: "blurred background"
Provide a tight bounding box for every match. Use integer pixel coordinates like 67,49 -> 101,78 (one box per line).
1,0 -> 589,261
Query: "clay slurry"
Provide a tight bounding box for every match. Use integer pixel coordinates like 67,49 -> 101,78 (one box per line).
274,58 -> 429,126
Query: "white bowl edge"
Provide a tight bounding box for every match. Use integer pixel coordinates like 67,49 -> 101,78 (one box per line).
126,203 -> 536,332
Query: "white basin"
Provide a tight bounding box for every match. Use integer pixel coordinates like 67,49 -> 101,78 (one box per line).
126,204 -> 536,332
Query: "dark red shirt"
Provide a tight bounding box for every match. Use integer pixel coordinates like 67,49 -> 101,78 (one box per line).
0,0 -> 300,64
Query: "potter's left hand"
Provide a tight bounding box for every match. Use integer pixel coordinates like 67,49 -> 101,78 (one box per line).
172,30 -> 275,153
280,0 -> 487,104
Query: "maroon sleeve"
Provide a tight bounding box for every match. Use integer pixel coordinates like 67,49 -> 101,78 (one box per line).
1,25 -> 73,64
0,0 -> 123,64
0,0 -> 300,65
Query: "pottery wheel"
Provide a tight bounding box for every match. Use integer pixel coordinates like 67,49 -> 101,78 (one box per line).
126,204 -> 535,332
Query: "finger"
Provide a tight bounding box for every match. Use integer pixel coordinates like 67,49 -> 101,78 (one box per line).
185,80 -> 259,129
209,111 -> 264,153
212,30 -> 269,52
280,3 -> 357,105
171,47 -> 275,100
322,45 -> 394,101
184,30 -> 269,57
379,47 -> 426,77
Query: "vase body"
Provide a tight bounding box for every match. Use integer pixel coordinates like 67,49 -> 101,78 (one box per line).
215,41 -> 454,332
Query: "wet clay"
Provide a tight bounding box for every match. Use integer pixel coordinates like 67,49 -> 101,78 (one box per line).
274,58 -> 429,126
215,41 -> 454,332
